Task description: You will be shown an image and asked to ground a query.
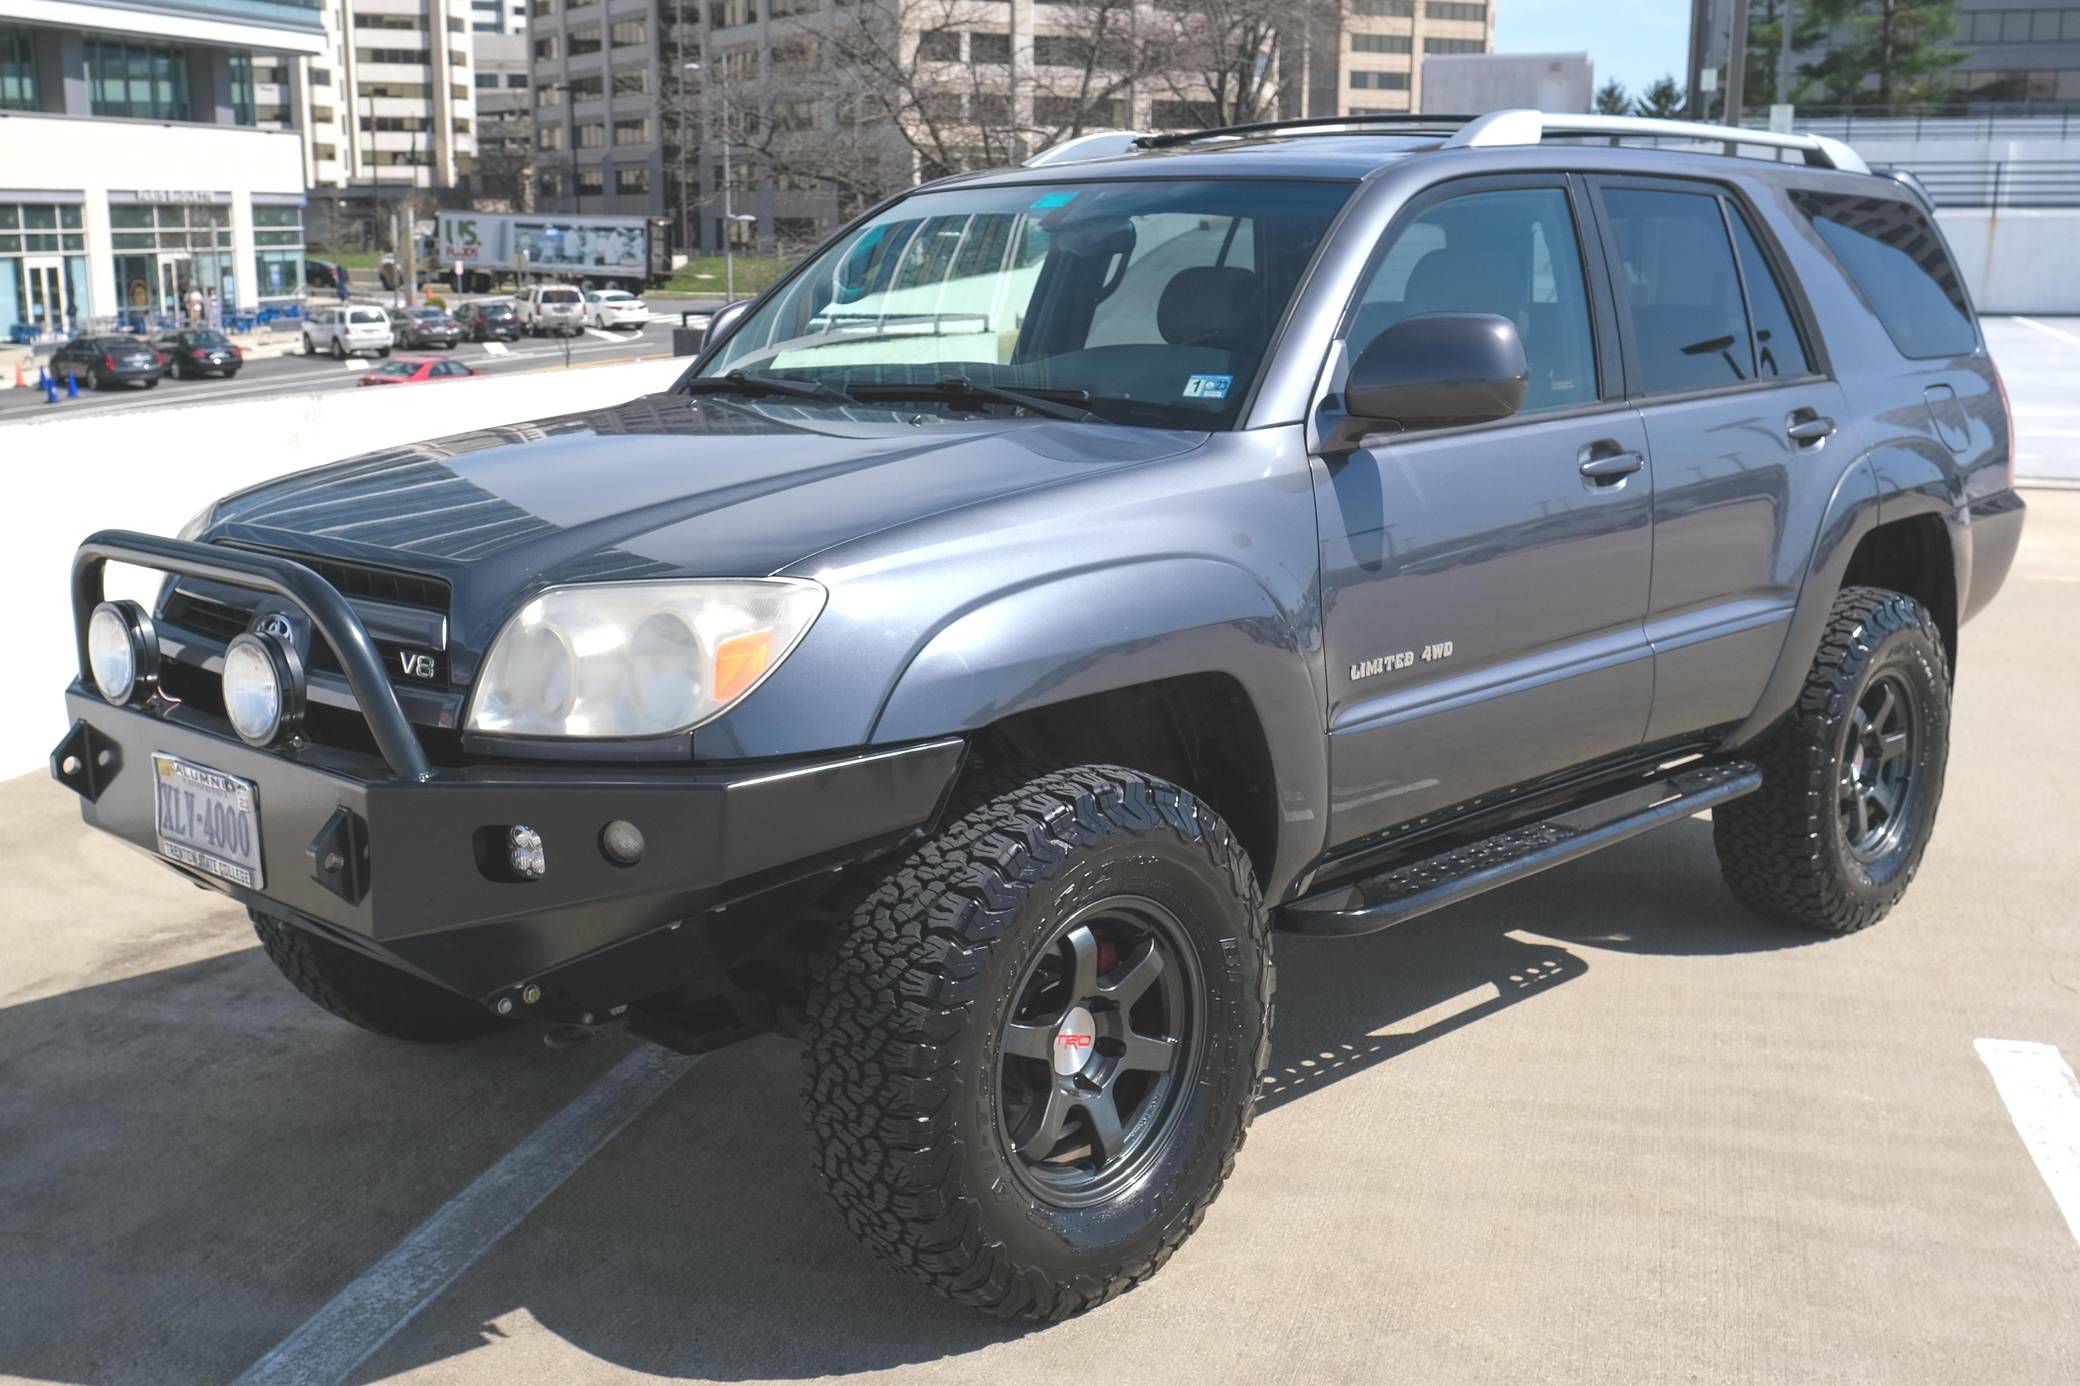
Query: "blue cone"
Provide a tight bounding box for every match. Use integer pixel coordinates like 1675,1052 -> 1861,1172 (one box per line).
44,375 -> 58,404
66,370 -> 78,399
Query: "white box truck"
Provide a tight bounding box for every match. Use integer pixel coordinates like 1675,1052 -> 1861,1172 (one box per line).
434,211 -> 672,291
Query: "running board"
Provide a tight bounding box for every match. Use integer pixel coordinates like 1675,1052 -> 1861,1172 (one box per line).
1280,761 -> 1762,937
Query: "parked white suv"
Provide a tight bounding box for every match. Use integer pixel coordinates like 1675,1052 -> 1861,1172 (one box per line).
303,305 -> 394,359
515,284 -> 586,337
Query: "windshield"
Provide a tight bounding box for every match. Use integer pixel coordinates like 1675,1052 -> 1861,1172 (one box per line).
482,303 -> 514,316
412,308 -> 448,320
701,178 -> 1353,429
542,289 -> 580,304
373,360 -> 418,377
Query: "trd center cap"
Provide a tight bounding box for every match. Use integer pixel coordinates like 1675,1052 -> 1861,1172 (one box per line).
1053,1005 -> 1097,1076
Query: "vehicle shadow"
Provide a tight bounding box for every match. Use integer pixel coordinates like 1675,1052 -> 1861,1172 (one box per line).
0,818 -> 1822,1385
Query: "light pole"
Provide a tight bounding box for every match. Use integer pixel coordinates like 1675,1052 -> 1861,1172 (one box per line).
684,59 -> 752,300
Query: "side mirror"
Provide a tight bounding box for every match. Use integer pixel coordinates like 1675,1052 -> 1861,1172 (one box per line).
1320,313 -> 1529,454
705,298 -> 753,346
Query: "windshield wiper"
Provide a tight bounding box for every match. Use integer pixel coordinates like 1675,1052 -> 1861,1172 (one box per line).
847,376 -> 1095,422
683,371 -> 855,407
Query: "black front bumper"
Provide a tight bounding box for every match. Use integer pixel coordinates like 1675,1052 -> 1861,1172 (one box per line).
56,531 -> 965,1013
56,693 -> 962,1008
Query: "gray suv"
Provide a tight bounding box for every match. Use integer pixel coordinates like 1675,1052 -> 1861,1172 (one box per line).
54,112 -> 2025,1319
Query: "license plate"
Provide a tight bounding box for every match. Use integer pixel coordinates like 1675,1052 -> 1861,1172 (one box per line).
151,754 -> 264,889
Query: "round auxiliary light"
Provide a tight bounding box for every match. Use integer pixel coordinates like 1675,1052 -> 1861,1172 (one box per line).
222,630 -> 304,746
88,600 -> 159,705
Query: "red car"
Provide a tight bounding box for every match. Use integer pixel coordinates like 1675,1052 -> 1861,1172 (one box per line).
357,356 -> 484,387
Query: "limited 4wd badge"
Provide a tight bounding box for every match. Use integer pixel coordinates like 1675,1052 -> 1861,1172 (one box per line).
1351,642 -> 1454,682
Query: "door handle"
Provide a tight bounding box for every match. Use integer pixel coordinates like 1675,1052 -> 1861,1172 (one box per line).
1786,411 -> 1836,446
1577,442 -> 1644,485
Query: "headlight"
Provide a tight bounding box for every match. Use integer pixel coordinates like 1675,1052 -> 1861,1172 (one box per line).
466,580 -> 825,738
88,600 -> 158,704
223,631 -> 303,746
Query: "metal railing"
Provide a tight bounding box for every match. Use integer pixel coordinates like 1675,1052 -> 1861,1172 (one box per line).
1892,159 -> 2080,207
1740,108 -> 2080,141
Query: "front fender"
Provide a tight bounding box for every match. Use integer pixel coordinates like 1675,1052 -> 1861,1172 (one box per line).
871,557 -> 1329,898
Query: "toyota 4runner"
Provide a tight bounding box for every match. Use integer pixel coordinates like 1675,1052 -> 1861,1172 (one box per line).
55,112 -> 2026,1319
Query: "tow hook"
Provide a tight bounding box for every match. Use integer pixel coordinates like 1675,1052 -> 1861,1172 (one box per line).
543,1004 -> 632,1049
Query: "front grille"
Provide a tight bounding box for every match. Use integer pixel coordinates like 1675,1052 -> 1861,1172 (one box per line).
221,543 -> 450,612
153,544 -> 462,765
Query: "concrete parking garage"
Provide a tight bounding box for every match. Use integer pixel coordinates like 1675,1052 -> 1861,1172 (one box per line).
0,486 -> 2073,1385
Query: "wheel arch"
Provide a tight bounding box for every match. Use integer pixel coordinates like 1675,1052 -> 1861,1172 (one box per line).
869,558 -> 1328,902
1729,459 -> 1961,749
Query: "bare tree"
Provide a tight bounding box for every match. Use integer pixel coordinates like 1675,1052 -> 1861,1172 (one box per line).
705,0 -> 1304,218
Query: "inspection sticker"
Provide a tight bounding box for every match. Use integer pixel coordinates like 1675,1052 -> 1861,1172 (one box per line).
1183,373 -> 1232,400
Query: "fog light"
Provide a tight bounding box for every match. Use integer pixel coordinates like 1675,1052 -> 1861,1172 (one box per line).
88,600 -> 158,705
509,824 -> 547,879
223,631 -> 302,746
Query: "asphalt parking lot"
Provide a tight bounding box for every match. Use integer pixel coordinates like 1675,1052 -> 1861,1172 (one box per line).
1,487 -> 2074,1384
0,311 -> 693,421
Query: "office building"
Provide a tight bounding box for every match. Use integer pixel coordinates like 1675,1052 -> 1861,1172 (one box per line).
1296,0 -> 1497,119
0,0 -> 324,333
1688,0 -> 2080,111
297,0 -> 480,237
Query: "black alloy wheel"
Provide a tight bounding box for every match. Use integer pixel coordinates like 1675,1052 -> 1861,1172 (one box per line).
997,897 -> 1202,1209
1713,585 -> 1951,933
1839,670 -> 1921,863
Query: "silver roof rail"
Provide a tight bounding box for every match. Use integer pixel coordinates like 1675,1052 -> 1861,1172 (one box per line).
1443,110 -> 1869,175
1023,131 -> 1149,167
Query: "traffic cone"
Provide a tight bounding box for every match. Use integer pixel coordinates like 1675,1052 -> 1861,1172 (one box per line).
11,361 -> 21,389
44,375 -> 58,404
36,365 -> 49,390
66,370 -> 78,398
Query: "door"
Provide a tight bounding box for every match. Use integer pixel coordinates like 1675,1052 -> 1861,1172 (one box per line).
1318,179 -> 1656,847
1589,179 -> 1855,741
24,258 -> 68,336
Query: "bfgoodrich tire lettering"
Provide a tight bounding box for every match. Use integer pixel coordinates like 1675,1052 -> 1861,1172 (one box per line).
803,763 -> 1273,1320
1713,586 -> 1951,933
251,910 -> 511,1042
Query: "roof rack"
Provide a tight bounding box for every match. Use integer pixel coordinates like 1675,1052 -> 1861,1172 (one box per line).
1023,130 -> 1150,167
1442,110 -> 1869,174
1134,114 -> 1480,149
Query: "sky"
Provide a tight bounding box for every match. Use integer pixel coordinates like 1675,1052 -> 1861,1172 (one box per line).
1495,0 -> 1694,102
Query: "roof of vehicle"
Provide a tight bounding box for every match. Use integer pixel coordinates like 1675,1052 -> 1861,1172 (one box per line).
946,112 -> 1873,190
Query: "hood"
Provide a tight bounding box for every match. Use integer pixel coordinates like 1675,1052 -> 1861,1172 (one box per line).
206,391 -> 1204,648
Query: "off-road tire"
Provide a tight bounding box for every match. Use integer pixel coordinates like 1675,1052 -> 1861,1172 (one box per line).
251,910 -> 511,1042
1714,586 -> 1951,932
804,763 -> 1273,1320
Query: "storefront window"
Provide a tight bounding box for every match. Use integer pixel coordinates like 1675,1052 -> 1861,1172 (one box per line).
0,201 -> 91,337
108,200 -> 233,328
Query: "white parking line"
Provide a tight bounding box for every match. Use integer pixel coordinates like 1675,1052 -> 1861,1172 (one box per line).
1974,1039 -> 2080,1245
2012,316 -> 2080,349
231,1045 -> 697,1386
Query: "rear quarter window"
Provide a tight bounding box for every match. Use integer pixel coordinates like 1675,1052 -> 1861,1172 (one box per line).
1792,191 -> 1976,359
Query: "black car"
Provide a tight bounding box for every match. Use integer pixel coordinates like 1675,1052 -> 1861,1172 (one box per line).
152,329 -> 243,380
452,300 -> 521,342
388,307 -> 464,348
49,335 -> 164,390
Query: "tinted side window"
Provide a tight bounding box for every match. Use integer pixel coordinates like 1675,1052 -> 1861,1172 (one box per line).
1602,188 -> 1752,393
1792,191 -> 1975,359
1725,206 -> 1810,378
1349,186 -> 1598,415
